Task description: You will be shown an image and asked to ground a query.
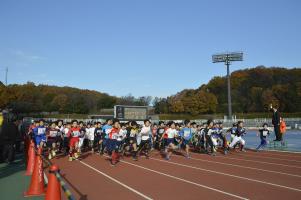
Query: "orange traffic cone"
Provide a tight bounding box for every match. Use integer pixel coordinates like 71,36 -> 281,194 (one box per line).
24,147 -> 45,197
45,165 -> 61,200
25,140 -> 35,176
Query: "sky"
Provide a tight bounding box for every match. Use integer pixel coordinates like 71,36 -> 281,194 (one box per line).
0,0 -> 300,98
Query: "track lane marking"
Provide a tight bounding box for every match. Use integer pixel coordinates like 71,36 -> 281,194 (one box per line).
234,153 -> 301,163
150,157 -> 301,193
190,152 -> 301,169
78,160 -> 153,200
114,158 -> 249,200
172,154 -> 301,178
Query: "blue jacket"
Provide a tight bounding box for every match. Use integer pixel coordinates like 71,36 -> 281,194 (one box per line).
33,126 -> 46,137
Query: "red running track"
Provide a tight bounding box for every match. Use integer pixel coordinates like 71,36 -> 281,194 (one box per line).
50,149 -> 301,200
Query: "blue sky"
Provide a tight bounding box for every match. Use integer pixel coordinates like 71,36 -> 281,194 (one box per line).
0,0 -> 300,97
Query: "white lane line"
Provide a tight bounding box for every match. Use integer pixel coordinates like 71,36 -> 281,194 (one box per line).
150,157 -> 301,193
190,152 -> 301,169
235,153 -> 301,163
78,160 -> 153,200
246,149 -> 301,159
174,155 -> 301,178
118,159 -> 249,200
248,148 -> 301,155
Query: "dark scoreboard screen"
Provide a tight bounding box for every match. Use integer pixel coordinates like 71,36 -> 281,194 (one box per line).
114,105 -> 148,120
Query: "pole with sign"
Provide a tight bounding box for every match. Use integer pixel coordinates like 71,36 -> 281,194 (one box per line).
212,52 -> 243,119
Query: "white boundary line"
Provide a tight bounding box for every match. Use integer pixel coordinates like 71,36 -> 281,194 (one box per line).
246,149 -> 301,158
234,153 -> 301,163
173,155 -> 301,178
78,160 -> 153,200
247,148 -> 301,155
118,159 -> 249,200
190,152 -> 301,169
150,157 -> 301,193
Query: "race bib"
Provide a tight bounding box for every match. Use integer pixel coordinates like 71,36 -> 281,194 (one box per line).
141,135 -> 149,141
49,131 -> 57,137
112,134 -> 118,140
105,129 -> 112,135
183,130 -> 190,138
262,131 -> 268,136
72,131 -> 80,137
159,129 -> 165,134
130,130 -> 137,137
37,128 -> 46,135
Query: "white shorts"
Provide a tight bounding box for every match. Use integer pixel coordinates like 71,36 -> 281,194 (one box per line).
229,136 -> 245,148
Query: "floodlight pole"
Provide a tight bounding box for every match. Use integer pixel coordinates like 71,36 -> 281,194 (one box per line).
212,52 -> 243,120
225,57 -> 232,119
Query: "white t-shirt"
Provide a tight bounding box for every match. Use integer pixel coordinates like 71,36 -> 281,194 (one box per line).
56,126 -> 64,136
64,128 -> 69,137
140,126 -> 151,141
166,128 -> 178,139
86,127 -> 95,141
117,129 -> 127,141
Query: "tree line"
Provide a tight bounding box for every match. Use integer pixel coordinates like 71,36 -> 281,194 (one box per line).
153,66 -> 301,115
1,66 -> 300,115
0,82 -> 152,114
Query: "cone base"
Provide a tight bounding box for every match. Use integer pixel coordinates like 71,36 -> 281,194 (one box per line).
23,191 -> 45,197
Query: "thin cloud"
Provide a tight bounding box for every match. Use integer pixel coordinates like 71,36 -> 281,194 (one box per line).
13,50 -> 45,61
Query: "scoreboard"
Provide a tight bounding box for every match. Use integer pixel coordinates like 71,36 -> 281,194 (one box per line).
114,105 -> 148,121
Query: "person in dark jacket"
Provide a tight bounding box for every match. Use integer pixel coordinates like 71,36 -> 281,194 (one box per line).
270,104 -> 281,141
0,112 -> 18,163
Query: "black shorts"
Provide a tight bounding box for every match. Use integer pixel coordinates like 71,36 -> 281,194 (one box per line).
128,137 -> 137,144
47,138 -> 57,147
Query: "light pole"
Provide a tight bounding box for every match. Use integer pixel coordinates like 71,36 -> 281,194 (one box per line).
212,52 -> 243,119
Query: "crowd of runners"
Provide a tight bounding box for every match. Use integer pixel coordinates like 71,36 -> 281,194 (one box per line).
26,118 -> 283,166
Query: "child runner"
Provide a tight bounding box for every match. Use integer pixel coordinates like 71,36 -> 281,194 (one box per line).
179,119 -> 192,158
203,119 -> 216,155
101,119 -> 113,155
85,123 -> 94,152
63,123 -> 71,155
256,123 -> 270,151
164,121 -> 178,160
33,119 -> 47,148
46,122 -> 59,159
117,123 -> 127,154
127,121 -> 139,160
228,121 -> 247,152
152,123 -> 158,149
156,121 -> 166,150
107,119 -> 120,166
56,120 -> 64,153
94,122 -> 102,154
137,119 -> 152,159
227,123 -> 237,143
78,121 -> 86,154
68,120 -> 81,161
